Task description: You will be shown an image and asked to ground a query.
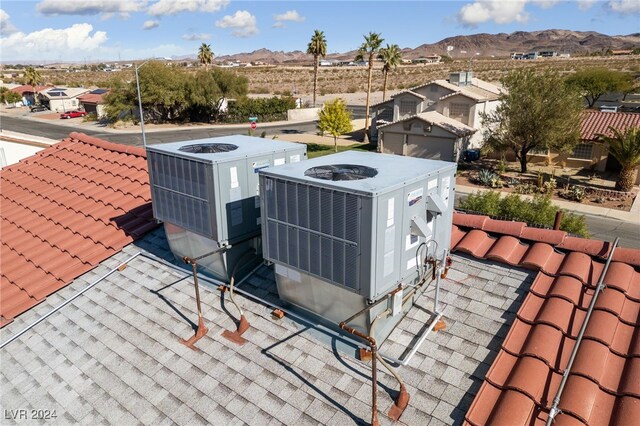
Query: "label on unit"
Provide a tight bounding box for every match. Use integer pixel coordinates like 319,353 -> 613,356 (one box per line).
290,154 -> 301,163
386,198 -> 395,228
274,158 -> 285,166
230,167 -> 239,189
407,188 -> 423,206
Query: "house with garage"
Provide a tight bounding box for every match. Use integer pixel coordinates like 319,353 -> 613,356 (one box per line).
377,111 -> 476,161
38,86 -> 91,113
370,71 -> 501,160
77,89 -> 109,118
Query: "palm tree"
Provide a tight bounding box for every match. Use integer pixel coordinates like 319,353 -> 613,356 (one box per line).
307,30 -> 327,107
356,32 -> 384,143
378,44 -> 402,102
596,126 -> 640,192
24,66 -> 43,106
197,43 -> 214,69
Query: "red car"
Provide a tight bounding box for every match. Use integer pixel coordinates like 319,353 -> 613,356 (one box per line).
60,110 -> 88,119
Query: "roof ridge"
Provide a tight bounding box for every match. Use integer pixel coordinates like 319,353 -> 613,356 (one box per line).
68,132 -> 147,158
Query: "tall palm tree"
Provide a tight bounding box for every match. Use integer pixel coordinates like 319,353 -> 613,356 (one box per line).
356,32 -> 383,143
378,44 -> 402,102
596,126 -> 640,192
307,30 -> 327,107
197,43 -> 214,69
24,66 -> 43,106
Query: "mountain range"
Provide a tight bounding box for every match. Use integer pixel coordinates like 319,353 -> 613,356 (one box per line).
214,29 -> 640,64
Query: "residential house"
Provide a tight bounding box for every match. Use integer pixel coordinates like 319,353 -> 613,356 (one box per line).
77,89 -> 110,118
526,110 -> 640,185
9,84 -> 51,106
371,71 -> 501,160
38,87 -> 91,112
377,111 -> 475,161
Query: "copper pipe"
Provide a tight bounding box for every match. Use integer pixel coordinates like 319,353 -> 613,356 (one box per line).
179,256 -> 209,350
339,322 -> 379,426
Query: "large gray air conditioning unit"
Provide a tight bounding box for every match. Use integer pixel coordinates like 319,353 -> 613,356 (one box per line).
147,135 -> 307,281
259,151 -> 456,342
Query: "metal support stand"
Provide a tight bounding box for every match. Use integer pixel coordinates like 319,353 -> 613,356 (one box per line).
179,259 -> 209,351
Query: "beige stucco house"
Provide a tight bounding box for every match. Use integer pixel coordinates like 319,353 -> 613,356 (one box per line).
378,111 -> 476,161
370,72 -> 501,160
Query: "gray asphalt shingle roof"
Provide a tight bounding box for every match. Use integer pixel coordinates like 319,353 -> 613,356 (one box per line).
0,229 -> 535,425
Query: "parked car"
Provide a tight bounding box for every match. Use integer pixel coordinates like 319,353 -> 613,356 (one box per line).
60,110 -> 88,119
30,105 -> 48,112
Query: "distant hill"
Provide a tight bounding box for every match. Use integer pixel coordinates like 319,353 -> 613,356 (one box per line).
213,29 -> 639,64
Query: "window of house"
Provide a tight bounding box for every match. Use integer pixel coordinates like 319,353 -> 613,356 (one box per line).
571,143 -> 593,159
449,103 -> 470,121
400,100 -> 416,116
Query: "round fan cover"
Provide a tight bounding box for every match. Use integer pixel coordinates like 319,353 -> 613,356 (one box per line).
304,164 -> 378,181
179,143 -> 238,154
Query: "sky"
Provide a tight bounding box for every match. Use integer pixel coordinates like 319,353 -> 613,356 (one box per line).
0,0 -> 639,63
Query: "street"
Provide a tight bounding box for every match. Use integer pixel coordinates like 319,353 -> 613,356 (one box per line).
2,113 -> 638,249
0,115 -> 320,146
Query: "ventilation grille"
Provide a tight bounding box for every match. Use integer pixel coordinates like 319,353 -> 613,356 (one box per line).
304,164 -> 377,181
148,151 -> 215,238
179,143 -> 238,154
264,177 -> 361,290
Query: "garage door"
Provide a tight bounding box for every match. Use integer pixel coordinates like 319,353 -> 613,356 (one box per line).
406,135 -> 453,161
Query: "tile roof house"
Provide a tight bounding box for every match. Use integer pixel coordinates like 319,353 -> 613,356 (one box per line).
9,84 -> 51,106
525,110 -> 640,186
371,72 -> 501,161
0,132 -> 157,327
1,134 -> 638,425
77,89 -> 109,118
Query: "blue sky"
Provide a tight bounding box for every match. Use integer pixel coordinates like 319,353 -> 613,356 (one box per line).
1,1 -> 639,63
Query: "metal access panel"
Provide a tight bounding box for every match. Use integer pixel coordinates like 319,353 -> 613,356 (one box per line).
259,151 -> 456,301
147,135 -> 307,245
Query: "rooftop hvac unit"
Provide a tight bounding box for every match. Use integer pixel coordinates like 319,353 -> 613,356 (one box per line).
259,151 -> 456,343
147,135 -> 307,281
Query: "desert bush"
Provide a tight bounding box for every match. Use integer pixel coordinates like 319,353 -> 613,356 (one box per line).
459,191 -> 589,237
561,185 -> 586,202
225,95 -> 296,123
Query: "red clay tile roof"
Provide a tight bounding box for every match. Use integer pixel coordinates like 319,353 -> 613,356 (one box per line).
10,85 -> 51,95
77,92 -> 107,104
0,132 -> 157,327
581,110 -> 640,141
452,212 -> 640,425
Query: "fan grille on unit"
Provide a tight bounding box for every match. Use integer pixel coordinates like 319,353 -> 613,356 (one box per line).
304,164 -> 378,181
179,143 -> 238,154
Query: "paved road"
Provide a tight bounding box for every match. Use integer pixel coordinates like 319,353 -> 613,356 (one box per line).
0,115 -> 320,146
3,114 -> 638,249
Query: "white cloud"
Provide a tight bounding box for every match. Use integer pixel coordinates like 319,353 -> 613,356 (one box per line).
182,33 -> 212,41
215,10 -> 258,37
0,10 -> 18,35
274,10 -> 304,22
143,20 -> 159,30
577,0 -> 597,11
272,21 -> 285,28
36,0 -> 146,18
457,0 -> 529,26
0,23 -> 108,61
607,0 -> 640,13
148,0 -> 228,16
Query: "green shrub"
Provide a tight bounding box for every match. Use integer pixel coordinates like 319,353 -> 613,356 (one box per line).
225,95 -> 296,123
459,191 -> 589,237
